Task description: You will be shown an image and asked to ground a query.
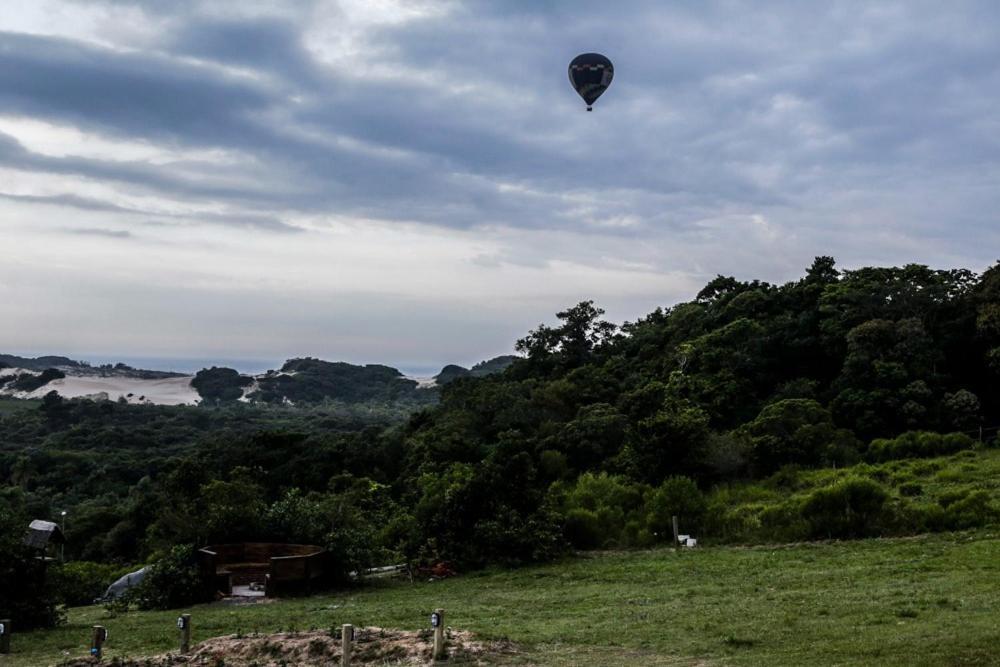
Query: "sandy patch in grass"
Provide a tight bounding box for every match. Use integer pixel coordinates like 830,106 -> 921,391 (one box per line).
59,627 -> 520,665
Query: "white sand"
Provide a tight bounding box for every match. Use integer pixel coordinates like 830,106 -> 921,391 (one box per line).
405,375 -> 437,389
0,367 -> 37,377
5,374 -> 200,405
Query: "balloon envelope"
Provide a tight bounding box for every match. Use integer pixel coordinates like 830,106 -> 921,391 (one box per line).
568,53 -> 614,109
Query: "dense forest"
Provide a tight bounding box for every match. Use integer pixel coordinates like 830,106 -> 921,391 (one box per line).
3,257 -> 999,628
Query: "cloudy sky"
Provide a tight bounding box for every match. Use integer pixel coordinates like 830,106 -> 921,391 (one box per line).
2,1 -> 999,373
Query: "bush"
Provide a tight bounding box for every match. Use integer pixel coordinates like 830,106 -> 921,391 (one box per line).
941,490 -> 999,530
890,499 -> 947,534
801,477 -> 889,539
898,482 -> 923,497
557,472 -> 648,549
867,431 -> 976,462
759,502 -> 809,542
133,545 -> 211,610
564,508 -> 603,549
646,476 -> 706,538
52,561 -> 133,607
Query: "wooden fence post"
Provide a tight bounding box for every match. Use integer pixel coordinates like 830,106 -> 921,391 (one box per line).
178,614 -> 191,654
91,625 -> 107,659
672,515 -> 680,546
432,608 -> 445,660
0,619 -> 11,654
341,624 -> 353,667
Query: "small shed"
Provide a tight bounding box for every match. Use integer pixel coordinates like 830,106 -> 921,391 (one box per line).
24,519 -> 65,551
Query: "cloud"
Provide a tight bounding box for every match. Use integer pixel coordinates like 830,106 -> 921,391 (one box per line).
1,0 -> 999,365
66,227 -> 133,238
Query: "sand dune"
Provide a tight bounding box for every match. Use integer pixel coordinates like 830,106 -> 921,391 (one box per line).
4,372 -> 200,405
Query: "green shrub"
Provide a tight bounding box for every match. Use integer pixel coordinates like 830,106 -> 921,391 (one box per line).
52,561 -> 133,607
646,476 -> 706,538
912,460 -> 944,475
867,431 -> 976,462
558,472 -> 649,548
766,466 -> 802,490
703,500 -> 759,542
898,482 -> 923,497
564,508 -> 603,549
133,545 -> 211,610
937,489 -> 970,508
889,470 -> 915,486
801,477 -> 889,539
758,502 -> 809,542
890,499 -> 947,533
942,491 -> 999,530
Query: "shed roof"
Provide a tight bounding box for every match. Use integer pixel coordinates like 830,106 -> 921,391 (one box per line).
24,519 -> 65,549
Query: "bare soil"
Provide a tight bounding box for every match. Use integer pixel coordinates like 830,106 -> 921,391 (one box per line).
59,627 -> 521,666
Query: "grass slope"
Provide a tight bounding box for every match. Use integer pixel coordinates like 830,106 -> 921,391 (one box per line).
704,448 -> 1000,543
9,531 -> 999,666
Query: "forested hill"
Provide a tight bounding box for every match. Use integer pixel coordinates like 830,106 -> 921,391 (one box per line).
408,257 -> 999,483
190,357 -> 518,405
0,354 -> 84,370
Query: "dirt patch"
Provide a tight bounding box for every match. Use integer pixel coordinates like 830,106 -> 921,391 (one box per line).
59,627 -> 521,666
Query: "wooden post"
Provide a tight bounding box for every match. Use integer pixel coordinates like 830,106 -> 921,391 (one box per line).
341,624 -> 353,667
432,608 -> 445,660
178,614 -> 191,654
91,625 -> 106,659
672,515 -> 680,546
0,619 -> 11,654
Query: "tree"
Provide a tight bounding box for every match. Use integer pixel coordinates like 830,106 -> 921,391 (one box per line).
200,468 -> 266,543
622,399 -> 711,483
740,399 -> 859,473
516,301 -> 617,368
0,492 -> 63,629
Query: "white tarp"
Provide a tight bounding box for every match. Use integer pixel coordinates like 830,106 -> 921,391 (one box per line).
103,566 -> 148,600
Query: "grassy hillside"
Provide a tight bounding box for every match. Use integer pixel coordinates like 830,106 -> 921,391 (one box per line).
8,531 -> 999,666
700,448 -> 1000,544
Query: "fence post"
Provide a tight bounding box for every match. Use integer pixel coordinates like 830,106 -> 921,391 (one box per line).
341,624 -> 353,667
91,625 -> 107,659
672,515 -> 680,546
178,614 -> 191,654
432,608 -> 445,660
0,619 -> 11,654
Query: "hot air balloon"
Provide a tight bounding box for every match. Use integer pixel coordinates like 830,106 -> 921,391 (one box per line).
568,53 -> 614,111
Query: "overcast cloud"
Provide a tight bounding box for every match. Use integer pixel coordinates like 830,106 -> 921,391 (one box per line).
1,0 -> 999,371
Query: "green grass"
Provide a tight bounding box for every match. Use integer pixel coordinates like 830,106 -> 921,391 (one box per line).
8,531 -> 1000,666
704,448 -> 1000,543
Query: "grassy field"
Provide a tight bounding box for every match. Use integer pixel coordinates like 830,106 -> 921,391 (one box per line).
7,531 -> 999,666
